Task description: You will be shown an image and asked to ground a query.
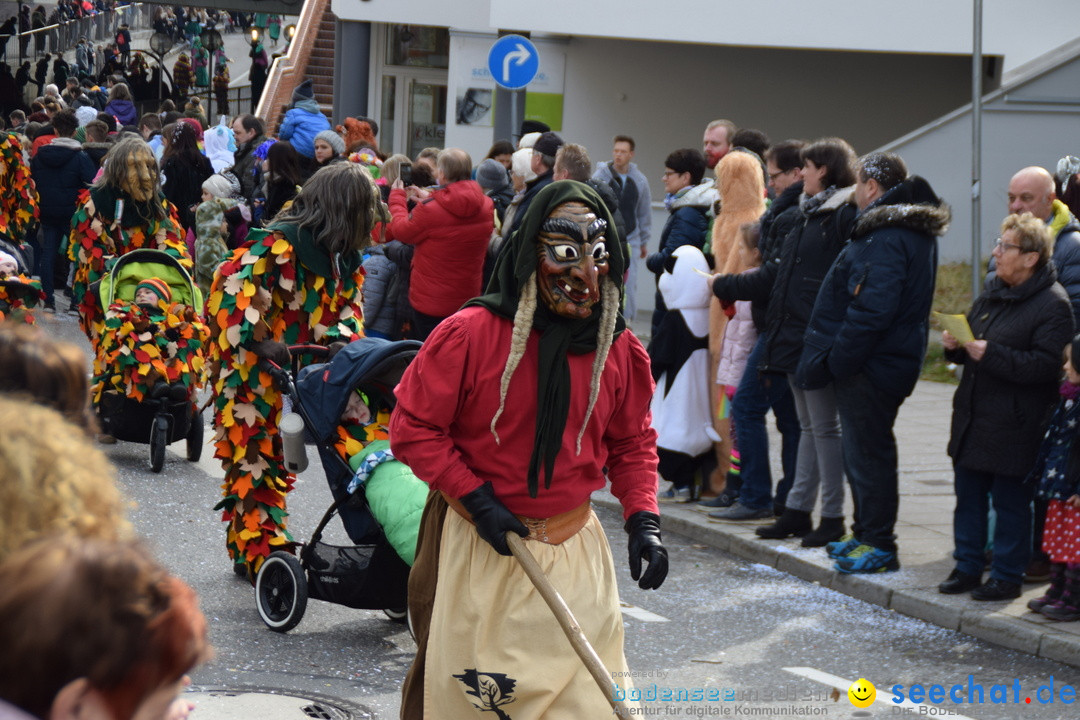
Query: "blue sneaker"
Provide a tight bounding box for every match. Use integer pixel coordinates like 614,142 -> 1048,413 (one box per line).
834,545 -> 900,574
826,534 -> 859,559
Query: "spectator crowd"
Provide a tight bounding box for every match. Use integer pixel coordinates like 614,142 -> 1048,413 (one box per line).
3,57 -> 1080,720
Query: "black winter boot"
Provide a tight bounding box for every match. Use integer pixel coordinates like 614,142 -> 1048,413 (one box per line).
755,508 -> 812,539
1027,563 -> 1067,612
801,516 -> 846,547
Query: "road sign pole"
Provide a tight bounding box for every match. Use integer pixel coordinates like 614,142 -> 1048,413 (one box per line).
489,34 -> 539,144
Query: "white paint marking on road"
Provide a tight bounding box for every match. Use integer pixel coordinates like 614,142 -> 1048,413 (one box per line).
782,667 -> 979,720
619,601 -> 669,622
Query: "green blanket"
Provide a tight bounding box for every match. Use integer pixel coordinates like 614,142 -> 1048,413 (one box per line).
348,440 -> 428,566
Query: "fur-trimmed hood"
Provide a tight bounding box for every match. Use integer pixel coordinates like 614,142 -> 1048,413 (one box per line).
671,180 -> 717,211
853,175 -> 951,239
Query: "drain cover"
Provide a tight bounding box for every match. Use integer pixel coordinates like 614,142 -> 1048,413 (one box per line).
185,688 -> 371,719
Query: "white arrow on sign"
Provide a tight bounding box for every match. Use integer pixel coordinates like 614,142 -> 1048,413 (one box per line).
502,43 -> 531,84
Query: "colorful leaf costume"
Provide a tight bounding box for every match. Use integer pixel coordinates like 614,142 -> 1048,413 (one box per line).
0,132 -> 39,246
206,225 -> 365,570
0,276 -> 44,325
67,187 -> 190,339
92,300 -> 209,403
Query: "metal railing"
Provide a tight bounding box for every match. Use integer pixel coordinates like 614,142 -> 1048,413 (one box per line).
5,3 -> 150,68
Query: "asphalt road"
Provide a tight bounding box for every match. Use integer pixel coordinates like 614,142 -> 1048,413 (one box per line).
35,311 -> 1080,720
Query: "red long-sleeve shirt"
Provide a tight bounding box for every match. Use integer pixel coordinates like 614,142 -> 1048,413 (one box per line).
389,307 -> 659,520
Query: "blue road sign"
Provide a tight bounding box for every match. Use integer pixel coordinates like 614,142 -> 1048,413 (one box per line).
488,35 -> 539,90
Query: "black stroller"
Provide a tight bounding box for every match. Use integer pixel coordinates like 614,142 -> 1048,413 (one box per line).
254,337 -> 422,632
91,249 -> 205,472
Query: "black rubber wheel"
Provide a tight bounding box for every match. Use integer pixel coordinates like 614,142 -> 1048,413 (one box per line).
186,406 -> 203,462
255,551 -> 308,632
383,607 -> 408,623
149,414 -> 170,473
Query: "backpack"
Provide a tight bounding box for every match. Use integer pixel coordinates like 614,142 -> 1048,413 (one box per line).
115,32 -> 126,46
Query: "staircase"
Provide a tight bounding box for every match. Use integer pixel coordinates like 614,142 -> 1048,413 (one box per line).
307,13 -> 336,108
256,0 -> 335,136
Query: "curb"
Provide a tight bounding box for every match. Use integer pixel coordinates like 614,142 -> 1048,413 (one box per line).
593,492 -> 1080,669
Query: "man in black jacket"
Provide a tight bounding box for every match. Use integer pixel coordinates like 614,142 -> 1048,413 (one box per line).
230,114 -> 266,205
30,108 -> 96,312
797,152 -> 950,573
704,141 -> 805,514
502,131 -> 562,239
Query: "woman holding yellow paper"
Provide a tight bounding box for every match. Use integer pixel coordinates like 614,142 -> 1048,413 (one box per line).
940,212 -> 1074,600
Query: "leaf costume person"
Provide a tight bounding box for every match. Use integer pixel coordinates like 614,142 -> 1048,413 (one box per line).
0,133 -> 39,250
391,180 -> 668,720
206,162 -> 385,574
67,138 -> 191,340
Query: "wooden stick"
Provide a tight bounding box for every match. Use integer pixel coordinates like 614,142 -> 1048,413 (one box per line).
506,532 -> 632,718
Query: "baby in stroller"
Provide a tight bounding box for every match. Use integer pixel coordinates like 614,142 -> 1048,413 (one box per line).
254,338 -> 428,631
294,338 -> 429,566
94,274 -> 209,405
0,248 -> 45,325
91,250 -> 209,464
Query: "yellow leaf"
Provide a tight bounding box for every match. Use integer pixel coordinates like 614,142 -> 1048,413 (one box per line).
271,238 -> 290,255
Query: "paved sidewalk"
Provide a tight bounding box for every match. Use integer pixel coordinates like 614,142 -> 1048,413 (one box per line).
593,374 -> 1080,669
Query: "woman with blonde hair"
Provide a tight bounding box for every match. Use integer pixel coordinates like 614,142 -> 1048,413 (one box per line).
706,150 -> 767,495
0,397 -> 131,560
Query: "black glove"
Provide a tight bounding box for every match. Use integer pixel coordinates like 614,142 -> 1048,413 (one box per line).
459,482 -> 529,556
626,511 -> 668,590
249,339 -> 290,368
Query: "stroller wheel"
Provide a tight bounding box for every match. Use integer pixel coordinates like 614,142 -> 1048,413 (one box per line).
255,551 -> 308,632
186,406 -> 203,462
149,414 -> 170,473
383,607 -> 408,623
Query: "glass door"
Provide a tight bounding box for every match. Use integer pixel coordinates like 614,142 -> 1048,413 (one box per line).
371,24 -> 449,158
406,79 -> 447,158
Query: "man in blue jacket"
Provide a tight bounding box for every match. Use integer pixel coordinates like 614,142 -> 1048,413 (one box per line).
30,107 -> 96,312
797,152 -> 950,574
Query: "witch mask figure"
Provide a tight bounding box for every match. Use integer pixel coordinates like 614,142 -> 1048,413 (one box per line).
535,201 -> 610,320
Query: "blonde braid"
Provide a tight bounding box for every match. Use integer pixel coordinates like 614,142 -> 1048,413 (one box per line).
490,272 -> 538,444
576,278 -> 619,454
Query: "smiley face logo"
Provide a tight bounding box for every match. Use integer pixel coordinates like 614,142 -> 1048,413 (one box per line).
848,678 -> 876,708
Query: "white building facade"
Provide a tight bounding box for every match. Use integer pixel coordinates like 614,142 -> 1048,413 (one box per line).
330,1 -> 1080,306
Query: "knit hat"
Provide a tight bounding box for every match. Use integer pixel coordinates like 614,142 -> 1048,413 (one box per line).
202,174 -> 233,200
292,79 -> 314,103
75,105 -> 97,127
136,277 -> 171,304
0,250 -> 18,275
532,131 -> 564,160
314,129 -> 345,156
476,158 -> 509,192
